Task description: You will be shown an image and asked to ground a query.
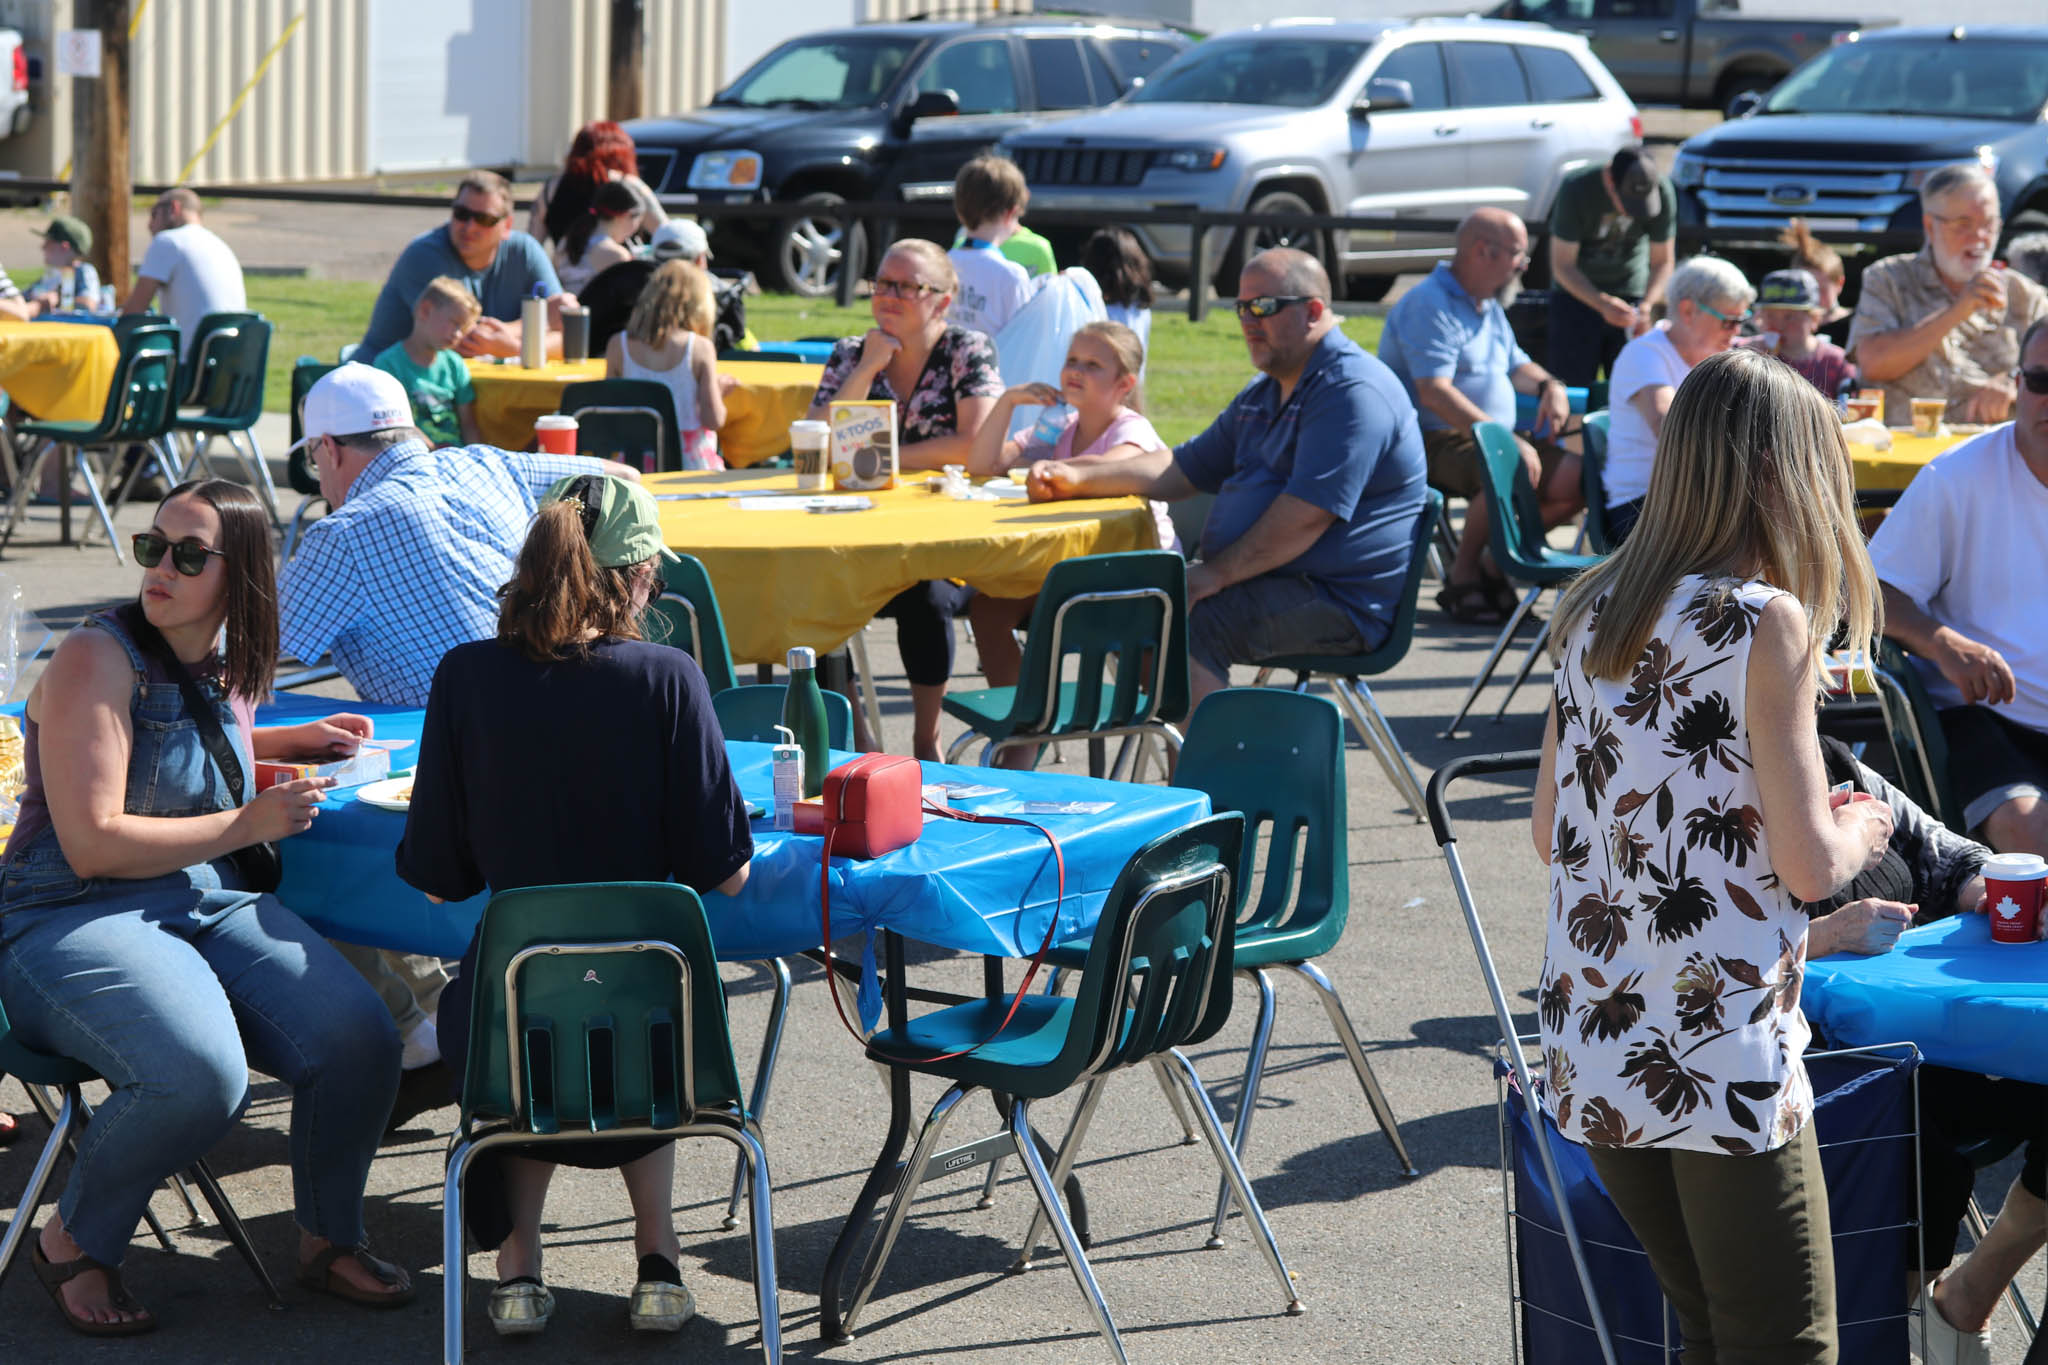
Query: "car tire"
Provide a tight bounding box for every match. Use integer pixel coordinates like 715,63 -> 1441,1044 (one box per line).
1218,188 -> 1328,292
773,193 -> 868,298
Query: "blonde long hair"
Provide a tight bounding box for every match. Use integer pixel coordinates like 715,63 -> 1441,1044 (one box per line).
627,259 -> 714,346
1554,347 -> 1878,687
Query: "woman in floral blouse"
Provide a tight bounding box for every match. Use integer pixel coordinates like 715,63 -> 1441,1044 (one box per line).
1532,347 -> 1891,1363
809,239 -> 1002,759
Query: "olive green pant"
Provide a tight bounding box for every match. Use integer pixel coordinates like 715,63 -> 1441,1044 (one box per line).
1587,1122 -> 1837,1365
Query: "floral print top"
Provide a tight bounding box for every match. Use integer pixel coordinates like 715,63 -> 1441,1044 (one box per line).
1540,574 -> 1814,1156
814,326 -> 1004,442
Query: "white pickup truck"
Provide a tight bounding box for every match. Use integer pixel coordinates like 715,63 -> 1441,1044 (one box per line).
0,29 -> 31,140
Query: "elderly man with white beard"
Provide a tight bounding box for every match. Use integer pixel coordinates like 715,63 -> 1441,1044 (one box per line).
1849,163 -> 2048,427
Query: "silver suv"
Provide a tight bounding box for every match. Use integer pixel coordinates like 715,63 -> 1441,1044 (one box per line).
1002,17 -> 1641,299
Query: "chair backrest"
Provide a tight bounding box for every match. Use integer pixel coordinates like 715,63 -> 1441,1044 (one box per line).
713,683 -> 853,749
89,324 -> 181,444
1174,689 -> 1346,956
1579,411 -> 1616,554
458,881 -> 745,1135
643,554 -> 739,694
1873,639 -> 1962,829
1007,550 -> 1189,737
286,358 -> 339,496
1048,813 -> 1245,1092
179,314 -> 270,426
560,379 -> 684,474
178,310 -> 263,403
1473,420 -> 1552,577
1373,488 -> 1444,668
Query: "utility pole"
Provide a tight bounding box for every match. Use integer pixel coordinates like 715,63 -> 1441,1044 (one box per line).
608,0 -> 645,123
70,0 -> 132,296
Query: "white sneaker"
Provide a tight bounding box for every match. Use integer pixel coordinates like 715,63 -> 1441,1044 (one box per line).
1914,1279 -> 1992,1365
400,1017 -> 440,1071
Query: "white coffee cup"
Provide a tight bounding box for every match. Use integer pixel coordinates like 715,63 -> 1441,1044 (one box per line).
790,419 -> 831,490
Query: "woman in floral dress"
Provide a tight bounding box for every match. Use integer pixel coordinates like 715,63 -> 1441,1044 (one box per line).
1531,347 -> 1893,1363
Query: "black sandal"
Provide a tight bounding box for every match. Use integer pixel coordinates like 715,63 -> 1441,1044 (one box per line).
1436,581 -> 1508,625
296,1242 -> 417,1309
31,1239 -> 156,1337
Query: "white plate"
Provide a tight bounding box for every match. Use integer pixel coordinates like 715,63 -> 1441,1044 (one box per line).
353,777 -> 415,812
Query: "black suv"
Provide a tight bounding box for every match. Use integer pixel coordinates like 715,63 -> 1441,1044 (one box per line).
623,16 -> 1188,295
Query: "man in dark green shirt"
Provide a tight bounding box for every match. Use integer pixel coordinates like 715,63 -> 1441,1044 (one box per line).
1547,147 -> 1677,386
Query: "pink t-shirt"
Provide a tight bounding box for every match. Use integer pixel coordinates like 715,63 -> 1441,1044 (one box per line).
1018,408 -> 1180,552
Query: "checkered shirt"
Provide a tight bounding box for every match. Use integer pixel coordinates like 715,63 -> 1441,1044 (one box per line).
278,440 -> 598,705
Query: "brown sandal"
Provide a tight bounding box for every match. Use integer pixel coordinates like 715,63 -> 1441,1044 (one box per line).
31,1239 -> 156,1337
296,1242 -> 417,1309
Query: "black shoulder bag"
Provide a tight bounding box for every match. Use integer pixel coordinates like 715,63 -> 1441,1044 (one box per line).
116,603 -> 284,894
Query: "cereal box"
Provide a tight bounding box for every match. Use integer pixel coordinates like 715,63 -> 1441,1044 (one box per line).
829,400 -> 898,492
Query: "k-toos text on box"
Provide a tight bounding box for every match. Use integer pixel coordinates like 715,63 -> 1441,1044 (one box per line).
829,401 -> 898,492
254,746 -> 391,793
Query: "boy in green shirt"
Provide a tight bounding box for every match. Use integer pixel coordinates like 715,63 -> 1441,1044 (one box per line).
372,275 -> 482,448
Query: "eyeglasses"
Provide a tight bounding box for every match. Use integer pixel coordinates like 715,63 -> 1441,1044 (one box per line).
133,532 -> 225,577
1697,301 -> 1753,328
2018,367 -> 2048,397
1930,211 -> 1999,235
1235,295 -> 1314,320
872,278 -> 943,300
449,203 -> 506,228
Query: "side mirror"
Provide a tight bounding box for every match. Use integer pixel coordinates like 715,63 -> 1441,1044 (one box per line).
897,88 -> 960,134
1352,77 -> 1414,118
1727,89 -> 1766,118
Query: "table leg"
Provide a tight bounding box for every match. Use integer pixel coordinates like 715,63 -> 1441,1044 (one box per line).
58,461 -> 72,545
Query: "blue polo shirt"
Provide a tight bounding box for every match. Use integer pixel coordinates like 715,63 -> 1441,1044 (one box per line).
1377,262 -> 1530,433
358,224 -> 561,357
1174,328 -> 1426,636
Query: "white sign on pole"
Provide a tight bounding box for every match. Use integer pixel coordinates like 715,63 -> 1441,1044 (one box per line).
56,29 -> 102,79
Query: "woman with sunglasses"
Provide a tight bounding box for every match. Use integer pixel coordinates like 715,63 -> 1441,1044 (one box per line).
0,480 -> 413,1336
1600,255 -> 1756,544
807,239 -> 1003,759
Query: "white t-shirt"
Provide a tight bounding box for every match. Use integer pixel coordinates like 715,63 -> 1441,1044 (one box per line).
947,243 -> 1033,338
1866,423 -> 2048,732
138,223 -> 247,358
1602,323 -> 1689,509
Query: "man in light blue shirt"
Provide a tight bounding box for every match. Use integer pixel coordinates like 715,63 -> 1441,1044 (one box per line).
1379,208 -> 1579,624
358,170 -> 568,360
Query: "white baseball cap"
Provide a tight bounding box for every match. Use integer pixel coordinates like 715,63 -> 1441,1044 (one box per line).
650,219 -> 712,261
288,363 -> 415,452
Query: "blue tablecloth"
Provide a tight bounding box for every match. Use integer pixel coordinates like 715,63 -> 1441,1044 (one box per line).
749,339 -> 836,364
1803,912 -> 2048,1084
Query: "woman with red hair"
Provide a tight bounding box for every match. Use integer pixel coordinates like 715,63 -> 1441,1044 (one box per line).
529,120 -> 666,250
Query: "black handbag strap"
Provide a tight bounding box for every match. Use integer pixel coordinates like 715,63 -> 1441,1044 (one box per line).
115,602 -> 248,807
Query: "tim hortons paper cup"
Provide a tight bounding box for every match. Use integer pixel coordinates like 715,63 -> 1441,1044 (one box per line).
1984,852 -> 2048,943
535,413 -> 579,455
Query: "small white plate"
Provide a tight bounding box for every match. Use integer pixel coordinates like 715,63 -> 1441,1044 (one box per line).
353,777 -> 415,812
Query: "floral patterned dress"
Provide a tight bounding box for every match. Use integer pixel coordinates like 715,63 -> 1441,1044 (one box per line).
813,325 -> 1003,442
1540,574 -> 1815,1156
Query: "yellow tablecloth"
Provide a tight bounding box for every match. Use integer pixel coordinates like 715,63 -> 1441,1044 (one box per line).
0,321 -> 119,423
651,467 -> 1159,665
465,357 -> 823,468
1849,430 -> 1974,493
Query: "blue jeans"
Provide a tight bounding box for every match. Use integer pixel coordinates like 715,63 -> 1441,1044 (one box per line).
0,883 -> 400,1265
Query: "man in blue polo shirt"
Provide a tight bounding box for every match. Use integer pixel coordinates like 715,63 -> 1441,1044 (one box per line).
1025,247 -> 1425,705
358,170 -> 569,361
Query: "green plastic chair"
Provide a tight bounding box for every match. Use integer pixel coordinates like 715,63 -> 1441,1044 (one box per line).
0,992 -> 284,1309
559,378 -> 685,474
941,550 -> 1190,775
1578,410 -> 1617,555
1442,421 -> 1602,737
644,553 -> 740,694
441,882 -> 780,1363
3,322 -> 180,562
281,357 -> 338,558
1874,639 -> 1963,830
713,683 -> 853,748
1252,489 -> 1442,821
839,814 -> 1303,1364
167,313 -> 276,518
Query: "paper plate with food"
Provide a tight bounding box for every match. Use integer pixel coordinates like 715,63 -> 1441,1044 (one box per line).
353,777 -> 415,813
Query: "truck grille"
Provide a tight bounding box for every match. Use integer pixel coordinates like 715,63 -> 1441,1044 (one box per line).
1696,157 -> 1913,234
636,148 -> 679,195
1011,145 -> 1154,188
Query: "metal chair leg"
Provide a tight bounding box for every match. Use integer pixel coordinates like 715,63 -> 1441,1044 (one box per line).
725,957 -> 792,1229
73,450 -> 123,560
1329,678 -> 1427,821
1291,959 -> 1418,1177
443,1136 -> 479,1365
184,1158 -> 285,1308
0,1086 -> 75,1288
1151,1055 -> 1200,1146
842,1082 -> 974,1334
32,1083 -> 176,1251
1442,583 -> 1544,737
229,428 -> 281,521
944,729 -> 982,764
721,1120 -> 784,1364
1016,1074 -> 1109,1268
166,1169 -> 205,1225
1207,969 -> 1279,1246
1490,613 -> 1553,723
1010,1097 -> 1130,1365
1,438 -> 55,547
1163,1049 -> 1303,1314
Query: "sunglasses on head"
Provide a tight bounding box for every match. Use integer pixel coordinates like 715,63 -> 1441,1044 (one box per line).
1235,295 -> 1313,320
133,532 -> 225,577
2020,367 -> 2048,397
449,203 -> 506,228
872,277 -> 942,300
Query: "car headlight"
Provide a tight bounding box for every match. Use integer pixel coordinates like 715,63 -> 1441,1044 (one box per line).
1671,152 -> 1704,189
688,150 -> 764,192
1158,146 -> 1227,173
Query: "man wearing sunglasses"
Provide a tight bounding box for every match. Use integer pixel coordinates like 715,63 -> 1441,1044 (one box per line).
1870,320 -> 2048,875
1025,247 -> 1425,708
357,170 -> 575,363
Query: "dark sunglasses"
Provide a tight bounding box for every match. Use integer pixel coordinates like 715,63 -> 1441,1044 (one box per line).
449,203 -> 506,228
872,277 -> 943,300
2020,367 -> 2048,397
133,532 -> 225,576
1235,295 -> 1313,320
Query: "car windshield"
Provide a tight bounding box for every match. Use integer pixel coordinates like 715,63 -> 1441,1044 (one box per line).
713,34 -> 920,110
1763,37 -> 2048,122
1128,38 -> 1369,108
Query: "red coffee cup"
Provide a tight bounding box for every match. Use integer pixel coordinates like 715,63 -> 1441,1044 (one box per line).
1984,853 -> 2048,943
535,414 -> 578,455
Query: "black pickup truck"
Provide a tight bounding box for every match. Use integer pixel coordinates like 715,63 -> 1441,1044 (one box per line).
1487,0 -> 1879,116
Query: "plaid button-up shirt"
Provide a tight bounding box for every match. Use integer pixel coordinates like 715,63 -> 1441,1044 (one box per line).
1847,248 -> 2048,426
278,440 -> 597,705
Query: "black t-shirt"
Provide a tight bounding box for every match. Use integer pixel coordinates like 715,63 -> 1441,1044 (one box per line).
397,636 -> 752,904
